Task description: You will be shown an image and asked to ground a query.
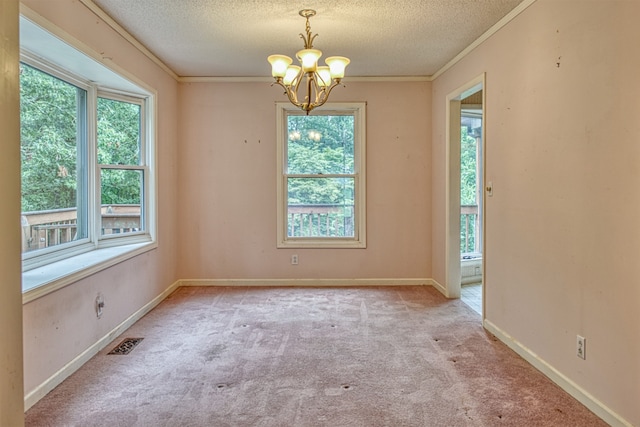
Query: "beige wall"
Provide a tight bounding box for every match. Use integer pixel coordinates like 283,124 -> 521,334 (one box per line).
20,0 -> 180,398
0,0 -> 24,424
177,81 -> 432,281
431,0 -> 640,424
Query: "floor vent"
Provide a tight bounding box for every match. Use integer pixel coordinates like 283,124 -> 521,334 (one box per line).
108,338 -> 144,355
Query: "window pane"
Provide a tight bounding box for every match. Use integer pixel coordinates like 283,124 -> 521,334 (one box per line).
20,63 -> 87,253
287,177 -> 354,237
97,97 -> 141,165
287,114 -> 354,174
101,169 -> 143,235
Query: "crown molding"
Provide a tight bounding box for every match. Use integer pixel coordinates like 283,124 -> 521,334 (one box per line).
431,0 -> 537,80
79,0 -> 537,84
178,75 -> 431,83
78,0 -> 179,81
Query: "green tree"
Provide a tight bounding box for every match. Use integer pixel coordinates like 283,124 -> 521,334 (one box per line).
20,63 -> 142,212
286,114 -> 355,237
460,125 -> 478,253
97,97 -> 142,205
287,114 -> 354,205
20,63 -> 81,212
460,126 -> 477,206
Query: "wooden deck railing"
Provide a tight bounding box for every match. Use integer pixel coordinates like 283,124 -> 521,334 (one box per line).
288,204 -> 354,238
21,205 -> 141,252
461,204 -> 480,254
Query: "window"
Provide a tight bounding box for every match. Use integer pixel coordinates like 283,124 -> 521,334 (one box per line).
460,110 -> 482,257
19,16 -> 156,295
20,62 -> 89,255
97,95 -> 146,238
276,102 -> 366,248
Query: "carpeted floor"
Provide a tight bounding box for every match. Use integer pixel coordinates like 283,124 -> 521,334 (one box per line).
25,286 -> 607,427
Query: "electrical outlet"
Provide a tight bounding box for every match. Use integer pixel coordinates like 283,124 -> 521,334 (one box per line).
291,254 -> 299,265
576,335 -> 586,360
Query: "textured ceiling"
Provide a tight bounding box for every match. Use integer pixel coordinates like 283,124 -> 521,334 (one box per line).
90,0 -> 525,78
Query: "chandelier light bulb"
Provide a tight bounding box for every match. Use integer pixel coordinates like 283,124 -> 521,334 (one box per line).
325,56 -> 350,79
297,49 -> 322,73
283,65 -> 301,86
267,55 -> 293,78
316,66 -> 331,87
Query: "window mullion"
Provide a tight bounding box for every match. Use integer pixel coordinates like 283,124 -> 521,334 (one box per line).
86,85 -> 100,247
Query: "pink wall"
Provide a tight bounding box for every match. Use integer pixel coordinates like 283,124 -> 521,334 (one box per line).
431,1 -> 640,424
20,0 -> 180,397
18,1 -> 637,424
177,81 -> 431,281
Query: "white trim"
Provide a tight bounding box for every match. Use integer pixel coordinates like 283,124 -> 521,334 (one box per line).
179,278 -> 433,288
484,320 -> 633,427
77,0 -> 179,81
23,279 -> 180,411
430,278 -> 448,297
179,75 -> 431,83
276,102 -> 367,249
444,74 -> 485,299
431,0 -> 537,80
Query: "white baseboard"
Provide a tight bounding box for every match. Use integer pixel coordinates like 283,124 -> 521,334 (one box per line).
430,278 -> 448,297
483,319 -> 632,427
179,278 -> 433,287
24,280 -> 181,411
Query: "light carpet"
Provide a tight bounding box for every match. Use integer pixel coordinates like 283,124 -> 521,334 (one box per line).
25,286 -> 607,426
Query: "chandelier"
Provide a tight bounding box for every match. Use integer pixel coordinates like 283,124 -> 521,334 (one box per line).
268,9 -> 350,114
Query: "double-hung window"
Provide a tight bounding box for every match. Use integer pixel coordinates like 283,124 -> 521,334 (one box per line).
97,95 -> 146,241
19,15 -> 156,296
276,102 -> 366,248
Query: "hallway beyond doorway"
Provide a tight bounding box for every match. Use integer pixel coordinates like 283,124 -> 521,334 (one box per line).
461,283 -> 482,315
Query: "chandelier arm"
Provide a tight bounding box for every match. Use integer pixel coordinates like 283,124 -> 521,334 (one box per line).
272,79 -> 304,109
314,79 -> 343,110
283,85 -> 302,109
291,68 -> 304,97
303,72 -> 316,112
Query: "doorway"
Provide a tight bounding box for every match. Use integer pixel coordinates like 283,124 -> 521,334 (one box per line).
459,96 -> 483,315
445,74 -> 485,317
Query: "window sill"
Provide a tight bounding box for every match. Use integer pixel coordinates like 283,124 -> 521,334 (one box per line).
277,238 -> 366,249
22,242 -> 157,304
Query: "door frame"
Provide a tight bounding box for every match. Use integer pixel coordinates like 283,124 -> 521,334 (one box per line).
444,73 -> 485,307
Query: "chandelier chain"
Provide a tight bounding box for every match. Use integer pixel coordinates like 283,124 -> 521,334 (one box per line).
300,13 -> 317,50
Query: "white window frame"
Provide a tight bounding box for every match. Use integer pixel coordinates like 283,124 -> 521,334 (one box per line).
96,92 -> 149,245
276,102 -> 366,249
19,13 -> 157,301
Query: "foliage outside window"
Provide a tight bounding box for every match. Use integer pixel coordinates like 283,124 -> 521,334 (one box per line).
460,114 -> 482,255
20,63 -> 89,255
98,96 -> 145,238
276,102 -> 366,248
20,56 -> 153,270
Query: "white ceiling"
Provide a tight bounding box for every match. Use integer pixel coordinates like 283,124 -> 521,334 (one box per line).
90,0 -> 526,78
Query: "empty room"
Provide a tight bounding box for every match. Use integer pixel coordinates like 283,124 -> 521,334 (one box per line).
1,0 -> 638,426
